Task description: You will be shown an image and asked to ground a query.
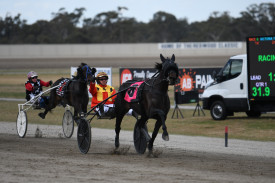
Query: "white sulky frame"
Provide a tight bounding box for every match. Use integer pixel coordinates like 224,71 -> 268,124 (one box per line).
16,85 -> 60,138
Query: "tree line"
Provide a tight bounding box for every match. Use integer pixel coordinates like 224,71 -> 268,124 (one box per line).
0,2 -> 274,44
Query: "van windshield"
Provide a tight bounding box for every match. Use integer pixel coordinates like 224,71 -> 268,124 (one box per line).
219,59 -> 242,81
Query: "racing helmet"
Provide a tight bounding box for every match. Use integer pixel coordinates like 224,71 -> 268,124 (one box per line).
27,71 -> 38,79
96,72 -> 108,80
96,72 -> 108,84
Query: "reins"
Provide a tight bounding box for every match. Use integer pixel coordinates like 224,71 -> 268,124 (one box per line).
143,71 -> 169,88
85,85 -> 134,117
82,65 -> 94,82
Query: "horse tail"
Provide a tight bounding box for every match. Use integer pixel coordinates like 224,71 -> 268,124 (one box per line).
48,78 -> 65,111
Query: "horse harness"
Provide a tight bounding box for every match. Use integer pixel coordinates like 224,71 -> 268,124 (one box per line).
56,78 -> 71,97
143,71 -> 170,92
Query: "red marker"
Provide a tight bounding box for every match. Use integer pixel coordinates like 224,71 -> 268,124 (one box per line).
225,126 -> 228,147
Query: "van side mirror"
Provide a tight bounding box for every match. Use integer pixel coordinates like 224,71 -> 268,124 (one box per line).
216,74 -> 223,83
212,70 -> 223,83
212,71 -> 217,79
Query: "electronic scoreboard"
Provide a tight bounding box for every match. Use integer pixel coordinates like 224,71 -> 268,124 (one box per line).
247,35 -> 275,101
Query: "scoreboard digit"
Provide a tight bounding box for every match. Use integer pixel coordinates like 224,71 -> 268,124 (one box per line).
247,35 -> 275,101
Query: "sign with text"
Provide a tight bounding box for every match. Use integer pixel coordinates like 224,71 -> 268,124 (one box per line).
120,68 -> 157,85
175,68 -> 221,94
158,42 -> 242,49
247,35 -> 275,101
120,67 -> 221,104
174,68 -> 221,104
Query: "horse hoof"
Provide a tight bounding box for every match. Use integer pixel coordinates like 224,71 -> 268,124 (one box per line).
147,150 -> 153,157
38,113 -> 45,119
115,141 -> 120,148
115,138 -> 120,148
75,119 -> 80,125
162,133 -> 169,141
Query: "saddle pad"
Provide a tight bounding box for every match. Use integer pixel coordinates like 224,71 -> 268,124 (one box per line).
124,81 -> 144,103
56,78 -> 70,97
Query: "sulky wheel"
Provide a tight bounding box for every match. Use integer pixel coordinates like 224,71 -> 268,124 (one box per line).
133,122 -> 148,154
77,118 -> 91,154
16,111 -> 28,138
62,110 -> 74,138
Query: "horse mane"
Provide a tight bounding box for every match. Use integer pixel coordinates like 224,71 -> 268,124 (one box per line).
73,63 -> 87,80
155,62 -> 162,71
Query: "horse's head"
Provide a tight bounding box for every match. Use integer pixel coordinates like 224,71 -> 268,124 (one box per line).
76,63 -> 97,83
158,54 -> 179,85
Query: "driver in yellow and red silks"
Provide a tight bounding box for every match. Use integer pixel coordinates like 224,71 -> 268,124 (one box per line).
89,72 -> 116,117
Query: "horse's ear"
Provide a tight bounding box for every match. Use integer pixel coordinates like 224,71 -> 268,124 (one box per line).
160,54 -> 165,63
171,54 -> 175,62
91,67 -> 97,74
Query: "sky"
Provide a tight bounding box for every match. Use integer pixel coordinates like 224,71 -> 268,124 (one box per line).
0,0 -> 274,24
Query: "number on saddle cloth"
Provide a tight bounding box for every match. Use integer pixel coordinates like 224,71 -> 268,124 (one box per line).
56,78 -> 71,97
124,81 -> 144,103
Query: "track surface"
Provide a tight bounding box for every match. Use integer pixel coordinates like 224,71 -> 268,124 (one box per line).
0,122 -> 274,183
1,57 -> 274,182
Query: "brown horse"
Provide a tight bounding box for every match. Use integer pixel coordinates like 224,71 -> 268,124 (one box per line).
114,54 -> 178,153
38,63 -> 96,121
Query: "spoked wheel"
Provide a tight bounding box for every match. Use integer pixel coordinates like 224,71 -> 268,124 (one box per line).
16,111 -> 28,138
133,122 -> 148,154
77,118 -> 91,154
62,110 -> 74,138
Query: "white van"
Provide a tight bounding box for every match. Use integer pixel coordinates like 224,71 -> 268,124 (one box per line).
202,35 -> 275,120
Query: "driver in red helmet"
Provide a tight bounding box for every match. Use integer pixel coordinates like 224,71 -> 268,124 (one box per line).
25,71 -> 52,108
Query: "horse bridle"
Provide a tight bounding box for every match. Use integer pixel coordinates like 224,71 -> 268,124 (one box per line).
144,74 -> 174,88
82,65 -> 94,81
144,61 -> 178,87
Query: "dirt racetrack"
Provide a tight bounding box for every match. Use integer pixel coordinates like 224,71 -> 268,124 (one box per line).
1,56 -> 274,182
0,122 -> 274,183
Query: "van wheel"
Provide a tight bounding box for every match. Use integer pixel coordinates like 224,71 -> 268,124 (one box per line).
246,111 -> 261,118
210,101 -> 227,120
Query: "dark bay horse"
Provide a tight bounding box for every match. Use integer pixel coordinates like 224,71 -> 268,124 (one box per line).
38,63 -> 96,121
114,54 -> 179,153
